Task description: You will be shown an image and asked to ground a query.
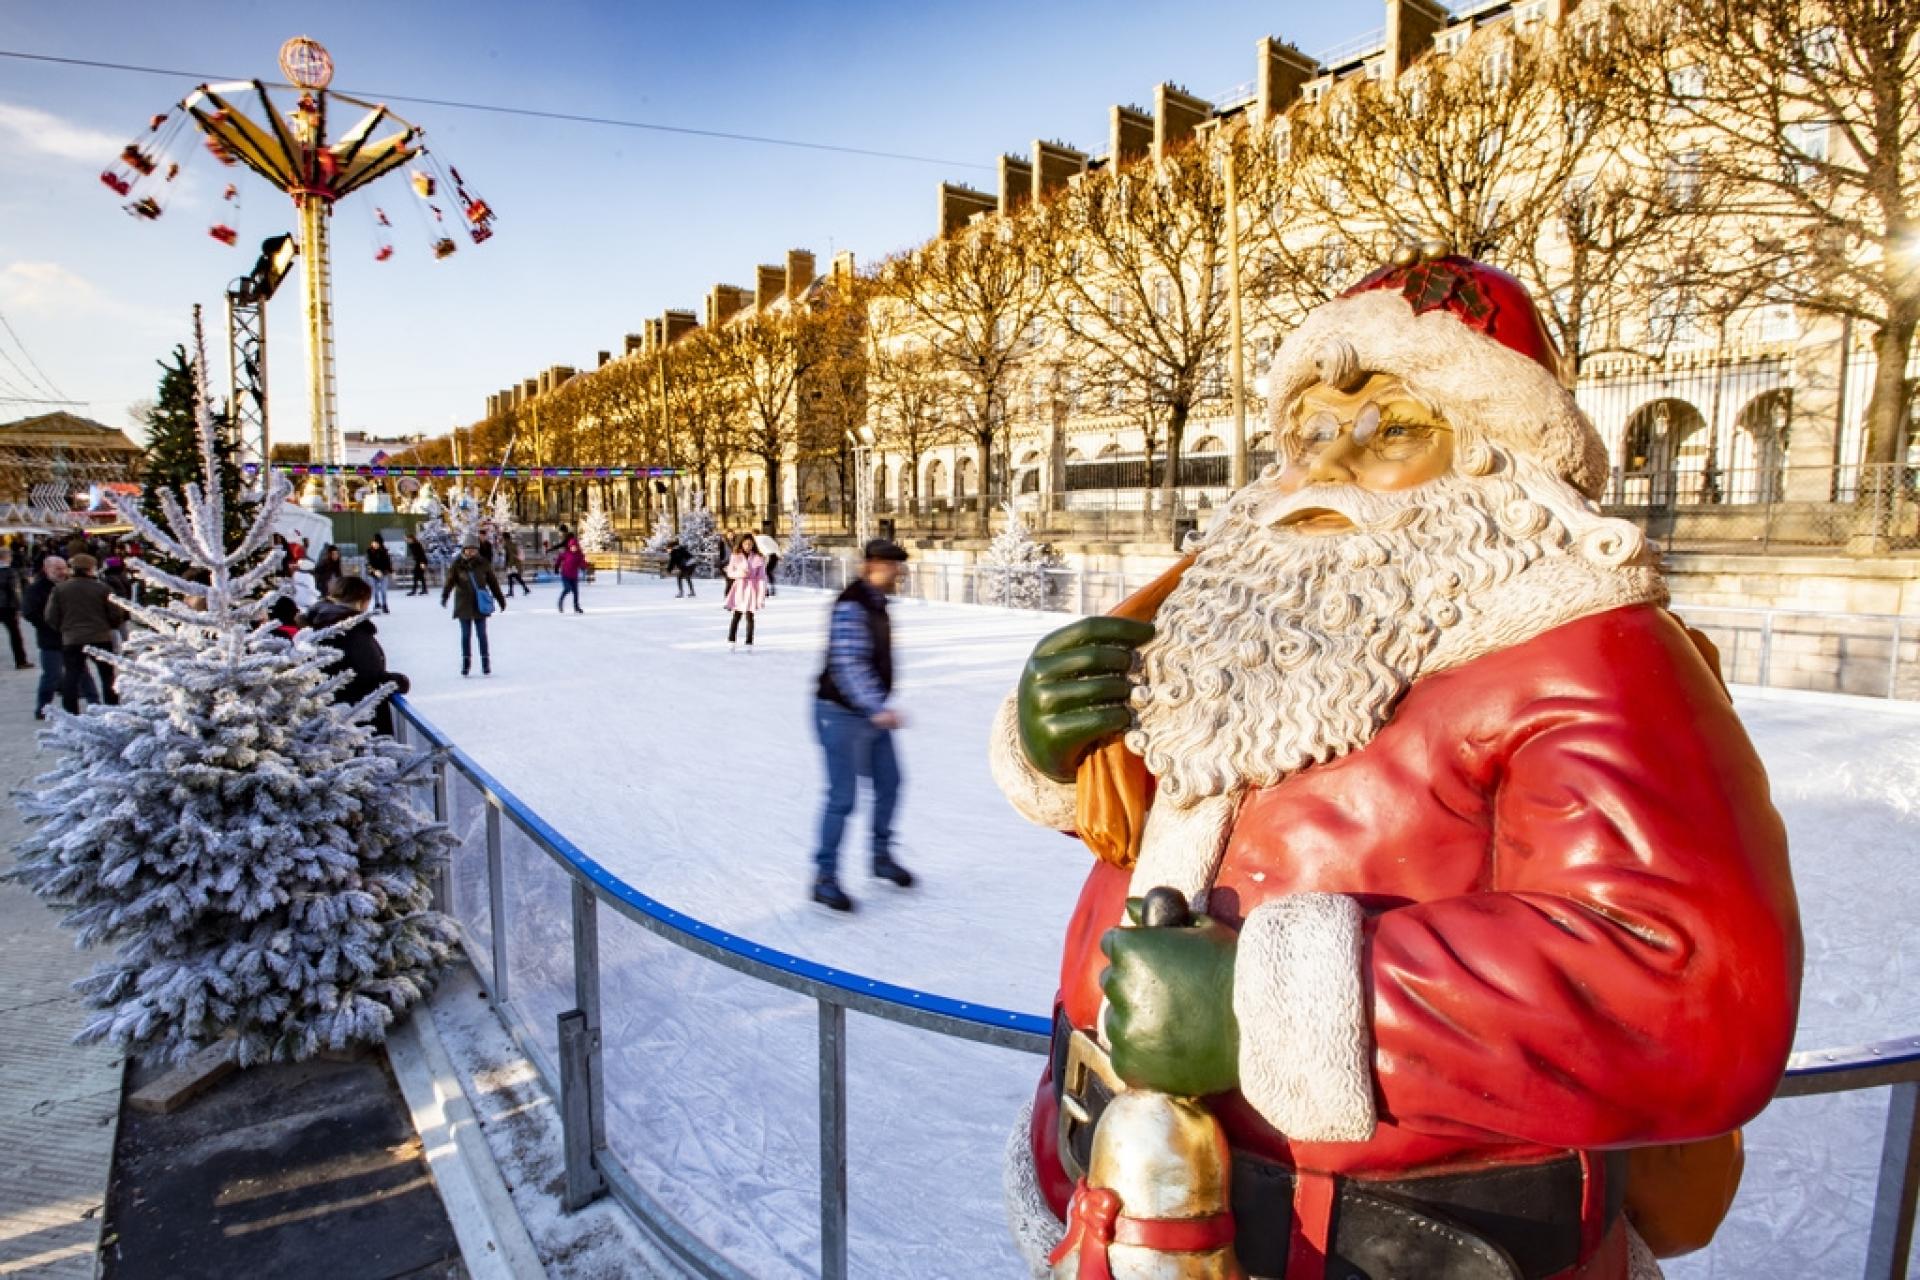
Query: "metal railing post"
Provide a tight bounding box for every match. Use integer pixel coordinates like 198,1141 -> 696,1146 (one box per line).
1864,1080 -> 1920,1280
431,747 -> 451,914
558,1009 -> 608,1211
1889,618 -> 1904,701
485,798 -> 509,1005
818,1000 -> 849,1280
1758,612 -> 1776,689
555,879 -> 609,1213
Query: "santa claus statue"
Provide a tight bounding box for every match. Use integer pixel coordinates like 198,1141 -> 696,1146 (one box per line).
994,250 -> 1802,1280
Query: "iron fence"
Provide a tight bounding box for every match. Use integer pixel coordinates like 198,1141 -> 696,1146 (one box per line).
1605,462 -> 1920,554
392,688 -> 1920,1279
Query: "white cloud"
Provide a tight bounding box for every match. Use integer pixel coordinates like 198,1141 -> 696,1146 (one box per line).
0,102 -> 125,165
0,260 -> 175,332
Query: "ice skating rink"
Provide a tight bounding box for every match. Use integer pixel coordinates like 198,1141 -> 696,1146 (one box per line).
377,572 -> 1920,1278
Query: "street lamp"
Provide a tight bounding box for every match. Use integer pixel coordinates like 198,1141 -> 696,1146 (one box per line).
847,424 -> 878,546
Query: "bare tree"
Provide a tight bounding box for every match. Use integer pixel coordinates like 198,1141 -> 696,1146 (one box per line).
708,306 -> 823,534
866,320 -> 964,517
873,220 -> 1051,529
1038,128 -> 1275,513
1619,0 -> 1919,477
661,331 -> 739,515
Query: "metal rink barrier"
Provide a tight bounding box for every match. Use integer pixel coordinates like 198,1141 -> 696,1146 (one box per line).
391,699 -> 1920,1280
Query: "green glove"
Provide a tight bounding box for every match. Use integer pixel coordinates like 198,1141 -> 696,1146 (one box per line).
1100,895 -> 1240,1097
1017,615 -> 1155,783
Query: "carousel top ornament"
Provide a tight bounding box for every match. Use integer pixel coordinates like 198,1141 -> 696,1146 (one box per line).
278,36 -> 334,90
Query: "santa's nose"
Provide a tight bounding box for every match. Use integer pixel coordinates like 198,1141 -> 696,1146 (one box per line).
1305,434 -> 1363,484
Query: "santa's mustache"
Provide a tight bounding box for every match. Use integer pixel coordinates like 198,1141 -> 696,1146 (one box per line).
1247,483 -> 1428,534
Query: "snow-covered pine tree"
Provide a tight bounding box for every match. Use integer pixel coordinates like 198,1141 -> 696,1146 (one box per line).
981,502 -> 1057,609
680,490 -> 723,576
642,507 -> 676,554
7,340 -> 458,1068
411,482 -> 458,566
779,497 -> 816,585
578,490 -> 615,553
445,485 -> 483,548
488,487 -> 517,536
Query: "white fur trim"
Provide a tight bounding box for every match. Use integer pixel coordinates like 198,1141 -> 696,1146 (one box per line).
1232,894 -> 1377,1143
1003,1098 -> 1065,1279
1125,792 -> 1236,912
1626,1223 -> 1665,1280
1267,289 -> 1609,499
1424,554 -> 1667,679
990,693 -> 1079,831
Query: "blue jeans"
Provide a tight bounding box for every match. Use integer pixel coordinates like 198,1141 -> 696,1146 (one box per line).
813,701 -> 899,880
457,617 -> 490,666
36,646 -> 90,714
558,578 -> 581,611
371,575 -> 389,610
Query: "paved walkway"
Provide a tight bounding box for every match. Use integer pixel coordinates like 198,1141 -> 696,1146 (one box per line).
0,667 -> 123,1278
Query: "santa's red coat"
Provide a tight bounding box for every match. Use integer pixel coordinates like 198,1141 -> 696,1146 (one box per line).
1028,605 -> 1803,1271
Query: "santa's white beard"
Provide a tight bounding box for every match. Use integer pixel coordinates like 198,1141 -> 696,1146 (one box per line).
1126,455 -> 1620,807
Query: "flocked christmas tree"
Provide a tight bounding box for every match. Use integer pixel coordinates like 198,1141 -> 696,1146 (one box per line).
578,488 -> 615,552
680,489 -> 723,576
642,506 -> 677,554
488,487 -> 518,538
411,481 -> 457,566
7,338 -> 457,1068
981,501 -> 1057,609
445,484 -> 483,548
779,493 -> 816,584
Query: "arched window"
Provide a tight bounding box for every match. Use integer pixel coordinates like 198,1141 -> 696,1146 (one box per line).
1732,390 -> 1792,503
925,458 -> 947,509
1620,398 -> 1709,505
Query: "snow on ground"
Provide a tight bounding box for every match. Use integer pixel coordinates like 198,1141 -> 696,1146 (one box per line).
377,573 -> 1920,1278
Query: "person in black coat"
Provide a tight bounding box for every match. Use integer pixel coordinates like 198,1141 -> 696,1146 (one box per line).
303,575 -> 409,735
406,532 -> 429,595
0,546 -> 29,669
665,538 -> 695,597
311,544 -> 343,603
22,556 -> 92,717
365,535 -> 394,613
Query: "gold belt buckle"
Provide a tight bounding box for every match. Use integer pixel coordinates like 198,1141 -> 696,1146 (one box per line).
1057,1025 -> 1123,1183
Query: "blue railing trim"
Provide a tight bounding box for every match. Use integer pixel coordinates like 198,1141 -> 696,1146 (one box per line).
395,695 -> 1053,1040
396,696 -> 1917,1081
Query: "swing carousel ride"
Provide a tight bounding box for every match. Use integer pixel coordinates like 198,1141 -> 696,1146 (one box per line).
101,36 -> 496,505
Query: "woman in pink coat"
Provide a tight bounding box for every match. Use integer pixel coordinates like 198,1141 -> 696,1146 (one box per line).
723,533 -> 768,651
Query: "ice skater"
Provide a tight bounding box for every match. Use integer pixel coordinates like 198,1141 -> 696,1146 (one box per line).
406,531 -> 429,595
441,538 -> 506,676
667,538 -> 696,597
723,533 -> 767,650
554,537 -> 586,613
809,539 -> 914,911
365,534 -> 393,613
503,536 -> 530,596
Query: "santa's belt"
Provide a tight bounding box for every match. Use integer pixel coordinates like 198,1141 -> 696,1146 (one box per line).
1051,1013 -> 1624,1280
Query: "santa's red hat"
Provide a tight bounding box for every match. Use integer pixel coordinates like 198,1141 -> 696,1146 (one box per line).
1266,248 -> 1609,498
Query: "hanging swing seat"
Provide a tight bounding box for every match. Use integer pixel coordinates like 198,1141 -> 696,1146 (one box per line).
209,224 -> 239,246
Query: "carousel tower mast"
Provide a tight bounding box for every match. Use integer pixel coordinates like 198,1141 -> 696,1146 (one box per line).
162,37 -> 493,504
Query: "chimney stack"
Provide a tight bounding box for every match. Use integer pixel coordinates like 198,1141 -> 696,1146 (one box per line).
1387,0 -> 1450,75
756,264 -> 785,312
1110,104 -> 1153,165
1031,140 -> 1087,201
1154,85 -> 1214,162
706,284 -> 753,328
938,182 -> 996,236
998,154 -> 1033,215
664,309 -> 698,343
1256,38 -> 1321,123
785,249 -> 816,301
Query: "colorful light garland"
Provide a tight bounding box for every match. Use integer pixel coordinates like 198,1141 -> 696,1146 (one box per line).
243,463 -> 683,479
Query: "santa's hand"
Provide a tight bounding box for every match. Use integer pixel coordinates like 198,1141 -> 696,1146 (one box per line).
1100,900 -> 1239,1097
1018,616 -> 1154,782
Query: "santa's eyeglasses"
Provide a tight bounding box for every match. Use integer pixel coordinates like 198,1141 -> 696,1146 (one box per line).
1289,403 -> 1451,465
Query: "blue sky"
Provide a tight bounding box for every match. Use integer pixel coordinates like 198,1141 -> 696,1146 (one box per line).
0,1 -> 1369,445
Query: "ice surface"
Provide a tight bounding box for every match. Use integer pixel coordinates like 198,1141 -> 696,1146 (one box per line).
378,575 -> 1920,1278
